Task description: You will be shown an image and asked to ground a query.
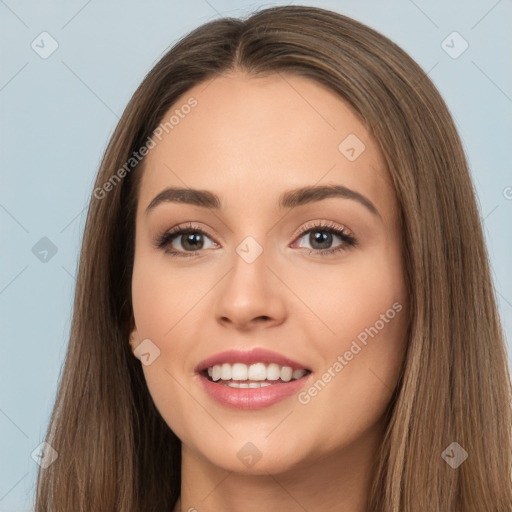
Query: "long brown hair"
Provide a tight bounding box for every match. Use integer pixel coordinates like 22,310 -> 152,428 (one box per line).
34,5 -> 512,511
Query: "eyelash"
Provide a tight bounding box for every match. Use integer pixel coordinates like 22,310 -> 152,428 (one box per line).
155,221 -> 357,258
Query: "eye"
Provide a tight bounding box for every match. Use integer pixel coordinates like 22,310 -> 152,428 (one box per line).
291,221 -> 357,256
155,220 -> 357,258
155,222 -> 218,257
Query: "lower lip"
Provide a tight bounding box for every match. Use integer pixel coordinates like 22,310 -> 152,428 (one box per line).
198,373 -> 310,410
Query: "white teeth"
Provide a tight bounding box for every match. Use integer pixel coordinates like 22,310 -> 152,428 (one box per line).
266,363 -> 281,380
232,363 -> 248,380
207,362 -> 308,382
212,365 -> 221,381
227,381 -> 272,388
220,363 -> 231,380
248,363 -> 266,380
293,369 -> 307,380
281,366 -> 293,382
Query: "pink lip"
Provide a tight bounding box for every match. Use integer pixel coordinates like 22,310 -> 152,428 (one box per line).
195,348 -> 312,410
198,374 -> 311,410
195,348 -> 310,373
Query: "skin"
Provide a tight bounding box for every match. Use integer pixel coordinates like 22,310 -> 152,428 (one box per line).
129,70 -> 409,512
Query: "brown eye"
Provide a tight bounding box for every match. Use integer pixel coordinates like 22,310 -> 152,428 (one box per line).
292,222 -> 356,256
156,223 -> 218,257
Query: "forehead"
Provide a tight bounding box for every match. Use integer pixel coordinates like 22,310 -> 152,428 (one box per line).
138,71 -> 395,218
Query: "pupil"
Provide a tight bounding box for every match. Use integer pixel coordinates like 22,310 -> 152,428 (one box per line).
182,233 -> 203,250
310,231 -> 332,249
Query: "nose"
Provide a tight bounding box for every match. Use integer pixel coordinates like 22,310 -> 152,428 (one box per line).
214,245 -> 287,331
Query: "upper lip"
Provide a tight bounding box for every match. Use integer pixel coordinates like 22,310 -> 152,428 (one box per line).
195,348 -> 311,373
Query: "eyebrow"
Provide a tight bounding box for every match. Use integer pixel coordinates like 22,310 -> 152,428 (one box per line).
145,184 -> 380,217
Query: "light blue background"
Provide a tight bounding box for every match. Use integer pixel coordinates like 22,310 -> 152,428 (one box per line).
1,1 -> 511,510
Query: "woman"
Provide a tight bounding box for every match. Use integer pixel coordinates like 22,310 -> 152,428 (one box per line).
34,5 -> 512,511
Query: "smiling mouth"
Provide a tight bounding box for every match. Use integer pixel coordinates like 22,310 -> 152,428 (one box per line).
202,362 -> 311,388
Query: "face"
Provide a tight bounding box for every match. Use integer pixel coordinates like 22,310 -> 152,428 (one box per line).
129,71 -> 408,475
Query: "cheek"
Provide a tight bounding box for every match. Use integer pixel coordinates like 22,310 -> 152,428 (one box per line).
130,251 -> 220,440
293,247 -> 408,439
131,251 -> 211,339
289,244 -> 406,350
